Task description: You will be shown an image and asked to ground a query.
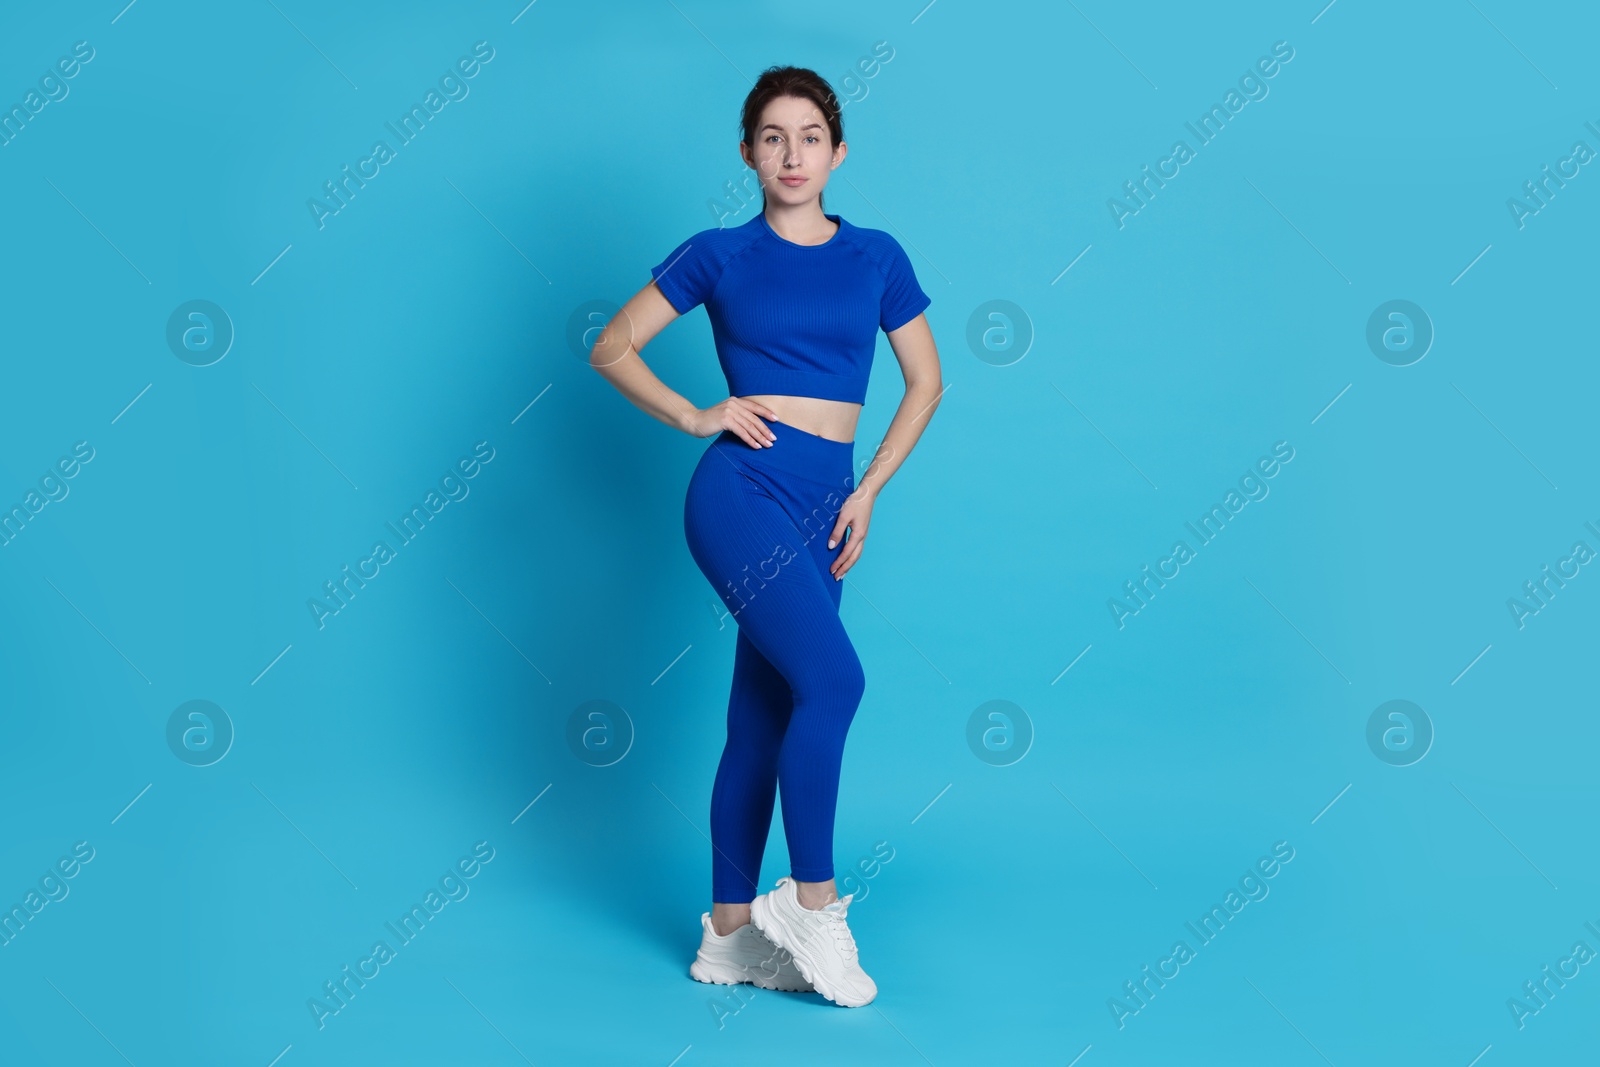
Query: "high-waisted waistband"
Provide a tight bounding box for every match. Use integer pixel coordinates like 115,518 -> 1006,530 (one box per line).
712,418 -> 854,485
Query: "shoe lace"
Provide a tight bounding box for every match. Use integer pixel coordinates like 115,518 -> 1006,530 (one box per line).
820,899 -> 858,961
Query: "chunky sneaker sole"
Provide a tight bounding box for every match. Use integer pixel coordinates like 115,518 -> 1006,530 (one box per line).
749,876 -> 877,1007
689,912 -> 813,992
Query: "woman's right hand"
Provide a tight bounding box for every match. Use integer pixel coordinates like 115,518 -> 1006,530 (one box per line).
687,397 -> 779,448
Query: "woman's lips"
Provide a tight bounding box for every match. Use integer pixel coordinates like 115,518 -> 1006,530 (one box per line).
779,177 -> 806,186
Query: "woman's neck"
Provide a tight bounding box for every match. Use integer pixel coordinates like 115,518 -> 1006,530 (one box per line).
764,204 -> 836,245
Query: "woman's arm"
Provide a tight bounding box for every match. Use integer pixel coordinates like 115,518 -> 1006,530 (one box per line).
857,313 -> 943,501
588,282 -> 698,434
589,281 -> 777,448
823,312 -> 942,580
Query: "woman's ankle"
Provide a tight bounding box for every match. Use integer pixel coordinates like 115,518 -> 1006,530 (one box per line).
793,878 -> 839,911
710,902 -> 751,936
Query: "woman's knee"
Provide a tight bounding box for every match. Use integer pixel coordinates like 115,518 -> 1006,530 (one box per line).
839,650 -> 866,708
793,646 -> 865,714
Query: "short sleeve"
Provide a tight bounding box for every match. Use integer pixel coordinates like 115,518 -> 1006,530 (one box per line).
650,232 -> 721,314
879,239 -> 931,333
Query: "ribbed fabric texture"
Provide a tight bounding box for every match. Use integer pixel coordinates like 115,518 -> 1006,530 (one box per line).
683,420 -> 865,902
649,212 -> 931,406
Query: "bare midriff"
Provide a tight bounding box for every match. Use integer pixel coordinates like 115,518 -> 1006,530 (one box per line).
739,395 -> 861,443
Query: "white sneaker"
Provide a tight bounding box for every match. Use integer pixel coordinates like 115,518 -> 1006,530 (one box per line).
689,912 -> 813,992
749,876 -> 877,1007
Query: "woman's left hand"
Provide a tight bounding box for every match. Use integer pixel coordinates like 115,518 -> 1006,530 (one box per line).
827,490 -> 874,580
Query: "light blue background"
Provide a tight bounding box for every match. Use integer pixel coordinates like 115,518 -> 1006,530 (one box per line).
2,1 -> 1596,1064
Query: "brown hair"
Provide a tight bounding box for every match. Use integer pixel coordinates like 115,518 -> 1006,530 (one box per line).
739,66 -> 844,211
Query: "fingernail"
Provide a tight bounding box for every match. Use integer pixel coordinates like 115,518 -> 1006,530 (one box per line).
827,540 -> 835,549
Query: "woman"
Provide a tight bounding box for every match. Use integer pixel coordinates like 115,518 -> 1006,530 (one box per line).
589,66 -> 941,1007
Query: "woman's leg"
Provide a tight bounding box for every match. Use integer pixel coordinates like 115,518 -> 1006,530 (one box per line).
740,568 -> 865,896
773,495 -> 863,910
685,454 -> 866,915
708,629 -> 792,934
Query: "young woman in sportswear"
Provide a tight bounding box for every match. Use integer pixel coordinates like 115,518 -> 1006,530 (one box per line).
589,66 -> 941,1007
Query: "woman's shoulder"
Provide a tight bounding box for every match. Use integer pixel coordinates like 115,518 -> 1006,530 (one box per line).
662,214 -> 765,262
839,220 -> 913,269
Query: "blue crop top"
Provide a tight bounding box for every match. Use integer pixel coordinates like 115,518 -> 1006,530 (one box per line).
648,211 -> 930,406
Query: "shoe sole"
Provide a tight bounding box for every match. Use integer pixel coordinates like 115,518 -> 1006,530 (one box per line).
749,893 -> 874,1007
690,955 -> 813,993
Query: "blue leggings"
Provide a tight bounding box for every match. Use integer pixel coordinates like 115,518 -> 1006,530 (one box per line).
683,418 -> 865,904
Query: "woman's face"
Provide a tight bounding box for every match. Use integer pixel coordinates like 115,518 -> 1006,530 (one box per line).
742,94 -> 845,206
